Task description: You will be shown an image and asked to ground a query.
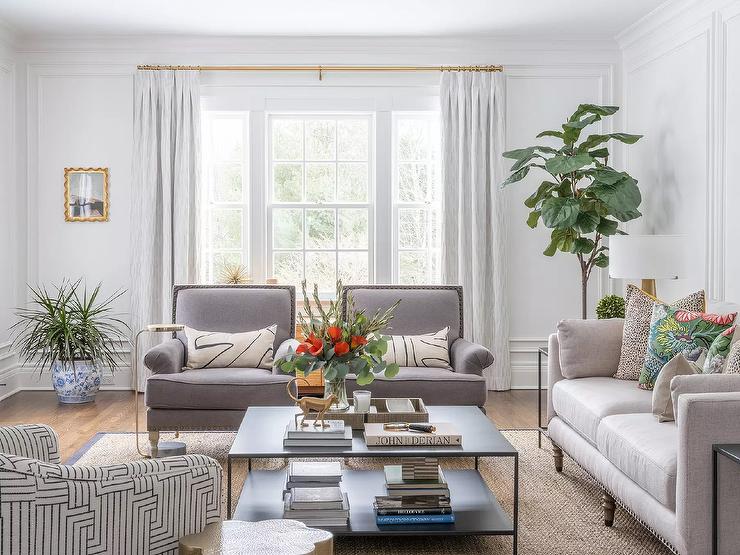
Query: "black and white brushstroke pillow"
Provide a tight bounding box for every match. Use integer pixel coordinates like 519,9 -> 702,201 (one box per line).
382,327 -> 450,368
184,324 -> 277,370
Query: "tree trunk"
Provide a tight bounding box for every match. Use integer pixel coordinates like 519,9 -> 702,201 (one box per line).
581,272 -> 588,319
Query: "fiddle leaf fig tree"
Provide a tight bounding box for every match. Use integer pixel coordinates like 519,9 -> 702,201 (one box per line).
501,104 -> 643,319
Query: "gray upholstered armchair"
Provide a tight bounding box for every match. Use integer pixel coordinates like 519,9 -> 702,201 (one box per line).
0,424 -> 221,555
342,285 -> 493,407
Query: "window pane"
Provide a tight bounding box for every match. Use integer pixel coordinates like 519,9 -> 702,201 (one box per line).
273,163 -> 303,202
211,118 -> 243,160
305,120 -> 336,160
273,251 -> 303,286
338,251 -> 369,284
338,209 -> 368,249
273,208 -> 303,249
305,163 -> 335,202
273,119 -> 303,161
337,162 -> 368,202
211,208 -> 242,249
337,119 -> 368,161
398,163 -> 428,202
430,208 -> 441,247
305,251 -> 336,292
213,252 -> 243,283
306,209 -> 336,249
399,251 -> 428,284
398,208 -> 428,249
213,162 -> 243,202
398,119 -> 430,161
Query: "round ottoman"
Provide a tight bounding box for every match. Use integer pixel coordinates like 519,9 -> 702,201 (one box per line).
179,520 -> 334,555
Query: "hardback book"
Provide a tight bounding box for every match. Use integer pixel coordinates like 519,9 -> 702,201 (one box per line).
289,487 -> 343,509
375,507 -> 453,516
288,461 -> 342,482
292,518 -> 348,527
374,495 -> 451,509
385,465 -> 445,487
386,487 -> 450,497
376,513 -> 455,525
283,492 -> 350,517
283,427 -> 352,447
285,420 -> 346,438
364,423 -> 461,446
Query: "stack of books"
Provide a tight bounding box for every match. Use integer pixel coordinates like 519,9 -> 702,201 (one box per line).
283,419 -> 353,448
373,458 -> 454,525
282,461 -> 349,527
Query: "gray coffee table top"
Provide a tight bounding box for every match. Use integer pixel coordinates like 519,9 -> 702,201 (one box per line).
229,405 -> 516,459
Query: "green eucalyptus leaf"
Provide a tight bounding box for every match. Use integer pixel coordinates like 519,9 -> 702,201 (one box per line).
323,364 -> 337,381
501,165 -> 531,187
544,154 -> 593,175
355,371 -> 375,386
526,210 -> 541,229
384,363 -> 400,378
575,211 -> 600,234
541,197 -> 580,229
596,218 -> 619,236
333,362 -> 349,379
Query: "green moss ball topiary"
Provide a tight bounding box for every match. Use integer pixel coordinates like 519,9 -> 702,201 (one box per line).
596,295 -> 625,319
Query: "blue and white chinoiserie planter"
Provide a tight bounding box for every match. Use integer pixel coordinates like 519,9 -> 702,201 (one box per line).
51,360 -> 101,404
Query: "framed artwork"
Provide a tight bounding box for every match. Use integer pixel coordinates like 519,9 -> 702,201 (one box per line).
64,167 -> 109,222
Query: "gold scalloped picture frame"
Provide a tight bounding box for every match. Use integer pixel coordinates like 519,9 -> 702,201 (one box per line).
64,167 -> 109,222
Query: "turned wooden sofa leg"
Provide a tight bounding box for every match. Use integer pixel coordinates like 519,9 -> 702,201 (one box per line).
602,491 -> 615,527
148,431 -> 160,458
552,443 -> 563,472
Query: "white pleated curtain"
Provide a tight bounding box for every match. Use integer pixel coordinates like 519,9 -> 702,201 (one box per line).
130,70 -> 202,390
440,71 -> 511,390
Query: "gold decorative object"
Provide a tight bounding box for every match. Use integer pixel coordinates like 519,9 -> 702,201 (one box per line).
286,377 -> 336,429
64,167 -> 109,222
218,263 -> 251,285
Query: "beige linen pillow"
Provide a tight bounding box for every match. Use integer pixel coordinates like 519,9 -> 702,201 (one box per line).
556,318 -> 624,379
614,285 -> 705,380
652,354 -> 700,422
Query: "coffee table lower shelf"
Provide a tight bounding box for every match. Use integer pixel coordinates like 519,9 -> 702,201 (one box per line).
233,468 -> 514,538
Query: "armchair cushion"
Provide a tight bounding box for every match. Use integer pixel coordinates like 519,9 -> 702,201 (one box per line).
556,318 -> 623,379
450,337 -> 493,375
0,424 -> 60,464
144,338 -> 185,374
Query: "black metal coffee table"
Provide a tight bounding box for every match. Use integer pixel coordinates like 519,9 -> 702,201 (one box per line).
227,405 -> 519,553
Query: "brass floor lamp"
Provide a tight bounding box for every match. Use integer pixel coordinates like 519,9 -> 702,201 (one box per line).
132,324 -> 187,458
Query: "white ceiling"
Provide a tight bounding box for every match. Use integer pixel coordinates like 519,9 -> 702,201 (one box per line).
0,0 -> 665,38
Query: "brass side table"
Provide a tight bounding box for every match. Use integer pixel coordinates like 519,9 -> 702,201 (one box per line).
179,520 -> 334,555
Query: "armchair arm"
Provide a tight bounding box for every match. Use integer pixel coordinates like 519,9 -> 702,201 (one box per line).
0,424 -> 60,463
273,338 -> 301,374
450,338 -> 493,376
676,392 -> 740,554
547,333 -> 564,423
144,338 -> 185,374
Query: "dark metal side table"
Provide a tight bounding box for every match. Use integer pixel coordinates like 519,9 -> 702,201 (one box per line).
537,346 -> 548,448
712,443 -> 740,554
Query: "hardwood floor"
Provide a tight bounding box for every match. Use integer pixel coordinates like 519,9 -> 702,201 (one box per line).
0,390 -> 544,462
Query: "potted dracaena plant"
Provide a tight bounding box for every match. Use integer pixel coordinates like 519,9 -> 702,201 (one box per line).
501,104 -> 643,318
11,280 -> 130,404
276,280 -> 401,411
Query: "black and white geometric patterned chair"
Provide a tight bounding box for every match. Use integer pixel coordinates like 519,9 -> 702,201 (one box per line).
0,424 -> 222,555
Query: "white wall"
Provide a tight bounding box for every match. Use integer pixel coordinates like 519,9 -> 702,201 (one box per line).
1,35 -> 621,395
619,0 -> 740,305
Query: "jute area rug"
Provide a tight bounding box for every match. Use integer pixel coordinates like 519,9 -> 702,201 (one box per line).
71,430 -> 671,555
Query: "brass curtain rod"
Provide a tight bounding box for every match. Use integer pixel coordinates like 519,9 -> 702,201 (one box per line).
137,64 -> 503,80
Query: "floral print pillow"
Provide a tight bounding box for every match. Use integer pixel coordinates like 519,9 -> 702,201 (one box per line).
639,305 -> 737,390
703,325 -> 738,373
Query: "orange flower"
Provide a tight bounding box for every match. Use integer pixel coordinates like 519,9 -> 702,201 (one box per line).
351,335 -> 368,349
327,326 -> 342,342
296,333 -> 323,356
334,341 -> 350,356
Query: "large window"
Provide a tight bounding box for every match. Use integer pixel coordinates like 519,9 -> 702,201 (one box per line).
201,107 -> 442,292
268,115 -> 373,294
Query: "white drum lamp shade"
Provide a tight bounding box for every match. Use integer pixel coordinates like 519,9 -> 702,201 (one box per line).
609,235 -> 685,296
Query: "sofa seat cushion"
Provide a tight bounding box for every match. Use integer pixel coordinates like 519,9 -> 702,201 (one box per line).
346,367 -> 487,407
551,377 -> 652,445
596,413 -> 678,509
145,368 -> 294,410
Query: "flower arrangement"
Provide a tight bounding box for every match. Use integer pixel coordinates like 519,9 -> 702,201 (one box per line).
277,281 -> 401,409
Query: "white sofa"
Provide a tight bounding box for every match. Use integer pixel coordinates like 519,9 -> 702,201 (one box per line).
547,317 -> 740,555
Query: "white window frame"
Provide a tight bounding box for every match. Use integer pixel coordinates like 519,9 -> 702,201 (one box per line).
265,112 -> 376,295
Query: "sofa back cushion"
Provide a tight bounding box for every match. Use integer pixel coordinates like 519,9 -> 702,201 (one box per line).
343,286 -> 462,346
173,285 -> 295,351
557,318 -> 624,379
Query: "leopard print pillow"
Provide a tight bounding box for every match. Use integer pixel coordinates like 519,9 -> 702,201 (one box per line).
724,341 -> 740,374
614,285 -> 706,380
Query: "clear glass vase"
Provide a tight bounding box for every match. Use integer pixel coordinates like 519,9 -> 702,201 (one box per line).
324,377 -> 350,412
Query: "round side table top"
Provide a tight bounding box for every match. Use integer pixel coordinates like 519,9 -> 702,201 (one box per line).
179,520 -> 334,555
